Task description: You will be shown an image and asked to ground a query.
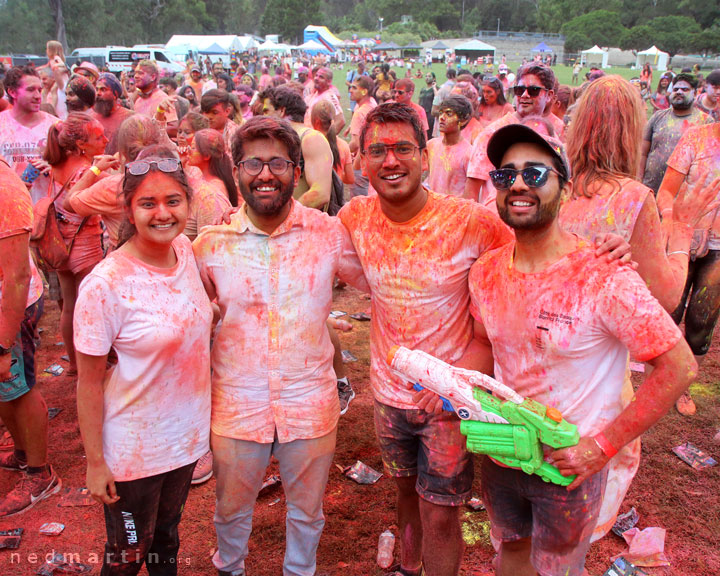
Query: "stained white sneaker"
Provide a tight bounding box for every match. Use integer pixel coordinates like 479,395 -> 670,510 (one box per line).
192,450 -> 213,485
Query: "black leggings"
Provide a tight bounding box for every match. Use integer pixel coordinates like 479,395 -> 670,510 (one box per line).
101,461 -> 195,576
671,249 -> 720,356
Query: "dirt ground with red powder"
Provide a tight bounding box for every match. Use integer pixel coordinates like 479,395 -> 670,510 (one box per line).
1,287 -> 719,575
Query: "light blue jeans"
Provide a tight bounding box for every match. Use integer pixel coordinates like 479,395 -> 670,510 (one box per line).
212,428 -> 337,576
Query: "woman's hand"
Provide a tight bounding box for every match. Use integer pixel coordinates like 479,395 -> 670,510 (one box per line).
87,461 -> 120,505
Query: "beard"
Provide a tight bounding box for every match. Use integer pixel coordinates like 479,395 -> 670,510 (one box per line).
66,98 -> 88,112
239,177 -> 295,217
94,98 -> 115,117
671,95 -> 694,111
498,189 -> 563,231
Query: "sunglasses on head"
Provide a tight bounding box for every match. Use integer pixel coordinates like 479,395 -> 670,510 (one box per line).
513,85 -> 545,97
489,165 -> 561,190
125,158 -> 182,177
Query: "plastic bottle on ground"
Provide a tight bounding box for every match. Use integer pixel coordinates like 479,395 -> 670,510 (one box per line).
377,529 -> 395,569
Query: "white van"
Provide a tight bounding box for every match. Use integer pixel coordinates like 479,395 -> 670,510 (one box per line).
69,46 -> 184,75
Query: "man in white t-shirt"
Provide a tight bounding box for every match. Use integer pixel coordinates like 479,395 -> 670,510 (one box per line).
466,124 -> 696,576
193,117 -> 367,576
0,66 -> 57,204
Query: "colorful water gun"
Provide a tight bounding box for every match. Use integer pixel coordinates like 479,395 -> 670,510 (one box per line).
387,346 -> 579,486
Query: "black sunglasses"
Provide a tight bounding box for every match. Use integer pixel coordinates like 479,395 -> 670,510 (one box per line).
513,85 -> 545,97
489,166 -> 561,190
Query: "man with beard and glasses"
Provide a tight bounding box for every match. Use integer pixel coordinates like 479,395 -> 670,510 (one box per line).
465,124 -> 696,576
192,116 -> 368,576
91,73 -> 133,155
640,73 -> 711,195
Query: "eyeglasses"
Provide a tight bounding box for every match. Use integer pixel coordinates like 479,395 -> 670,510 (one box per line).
363,142 -> 420,162
125,158 -> 182,177
489,166 -> 561,190
513,85 -> 545,97
391,89 -> 407,95
237,157 -> 295,176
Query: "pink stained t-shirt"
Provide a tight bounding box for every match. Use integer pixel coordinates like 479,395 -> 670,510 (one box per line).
350,99 -> 377,141
304,89 -> 344,127
0,161 -> 43,306
425,137 -> 472,198
0,110 -> 57,204
192,200 -> 369,443
338,191 -> 513,410
667,123 -> 720,250
67,173 -> 124,251
559,178 -> 651,243
469,240 -> 682,540
74,234 -> 213,481
133,88 -> 178,123
184,168 -> 232,241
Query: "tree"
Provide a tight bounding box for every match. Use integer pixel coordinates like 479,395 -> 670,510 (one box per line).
645,16 -> 702,55
561,10 -> 626,50
620,24 -> 655,50
261,0 -> 321,43
48,0 -> 68,54
538,0 -> 622,33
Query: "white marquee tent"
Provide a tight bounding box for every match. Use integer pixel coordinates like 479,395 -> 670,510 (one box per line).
636,45 -> 669,71
580,45 -> 609,68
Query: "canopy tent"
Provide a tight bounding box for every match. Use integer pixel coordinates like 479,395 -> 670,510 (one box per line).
166,35 -> 246,56
453,39 -> 496,60
198,43 -> 227,55
401,43 -> 423,56
532,42 -> 552,53
431,40 -> 449,50
236,36 -> 258,51
296,39 -> 332,54
373,42 -> 400,51
636,45 -> 669,71
580,45 -> 609,68
257,39 -> 291,54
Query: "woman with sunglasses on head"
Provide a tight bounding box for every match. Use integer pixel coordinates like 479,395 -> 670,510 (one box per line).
559,75 -> 717,539
74,145 -> 212,576
44,113 -> 108,376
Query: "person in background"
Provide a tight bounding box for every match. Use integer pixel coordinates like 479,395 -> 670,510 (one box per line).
650,74 -> 671,112
311,100 -> 354,186
43,113 -> 107,376
425,95 -> 473,198
478,77 -> 513,127
0,160 -> 58,518
418,72 -> 437,139
91,73 -> 134,155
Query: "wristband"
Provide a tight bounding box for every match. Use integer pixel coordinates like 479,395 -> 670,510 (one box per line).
90,165 -> 101,177
593,432 -> 618,459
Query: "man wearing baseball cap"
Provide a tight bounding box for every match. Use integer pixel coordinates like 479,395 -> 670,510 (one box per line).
466,123 -> 696,576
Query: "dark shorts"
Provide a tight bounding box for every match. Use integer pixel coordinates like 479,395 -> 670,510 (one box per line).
373,400 -> 473,506
481,456 -> 607,576
0,299 -> 43,403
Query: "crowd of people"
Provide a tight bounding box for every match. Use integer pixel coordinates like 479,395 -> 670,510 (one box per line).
0,38 -> 719,576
